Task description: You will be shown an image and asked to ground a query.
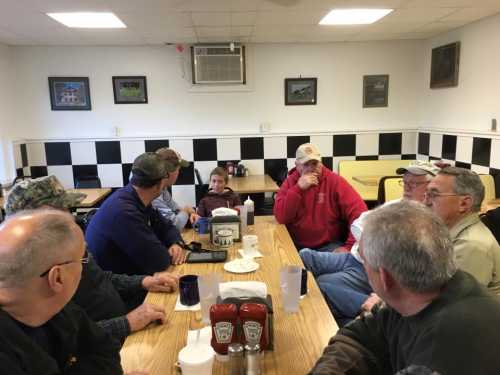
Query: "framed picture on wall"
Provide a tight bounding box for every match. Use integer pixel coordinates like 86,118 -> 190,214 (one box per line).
112,76 -> 148,104
285,77 -> 317,105
48,77 -> 91,110
430,42 -> 460,88
363,74 -> 389,108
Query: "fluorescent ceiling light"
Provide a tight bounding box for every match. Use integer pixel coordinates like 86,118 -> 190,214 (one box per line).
319,9 -> 393,25
46,12 -> 126,28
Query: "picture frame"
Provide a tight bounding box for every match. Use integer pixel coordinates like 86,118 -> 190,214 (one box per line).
112,76 -> 148,104
363,74 -> 389,108
48,77 -> 91,111
284,77 -> 317,105
430,42 -> 460,89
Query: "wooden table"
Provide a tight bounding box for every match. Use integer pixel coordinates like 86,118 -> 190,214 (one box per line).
68,188 -> 111,207
227,174 -> 279,194
352,175 -> 382,187
120,216 -> 338,374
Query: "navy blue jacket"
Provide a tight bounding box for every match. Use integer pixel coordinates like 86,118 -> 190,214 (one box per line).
85,184 -> 182,275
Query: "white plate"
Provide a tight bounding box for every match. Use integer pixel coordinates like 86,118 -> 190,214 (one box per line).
224,259 -> 259,274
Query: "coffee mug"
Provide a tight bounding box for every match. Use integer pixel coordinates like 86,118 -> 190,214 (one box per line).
179,275 -> 200,306
194,217 -> 210,234
214,229 -> 233,248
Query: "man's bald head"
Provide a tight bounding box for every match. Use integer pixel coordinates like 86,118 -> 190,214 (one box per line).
0,210 -> 82,288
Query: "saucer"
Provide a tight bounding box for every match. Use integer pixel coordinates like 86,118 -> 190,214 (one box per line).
223,259 -> 259,274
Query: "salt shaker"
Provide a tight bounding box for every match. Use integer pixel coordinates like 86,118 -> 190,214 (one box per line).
228,343 -> 245,375
244,343 -> 261,375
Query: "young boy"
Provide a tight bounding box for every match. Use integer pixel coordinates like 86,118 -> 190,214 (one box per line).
197,167 -> 241,217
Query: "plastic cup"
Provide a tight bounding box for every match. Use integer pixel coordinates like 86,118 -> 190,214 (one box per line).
198,273 -> 220,324
236,205 -> 247,233
178,343 -> 215,375
242,234 -> 258,257
280,266 -> 302,313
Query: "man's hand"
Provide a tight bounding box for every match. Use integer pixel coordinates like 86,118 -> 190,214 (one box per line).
297,173 -> 319,190
361,293 -> 382,313
168,244 -> 187,265
126,303 -> 166,332
332,246 -> 349,253
189,212 -> 200,224
142,274 -> 179,293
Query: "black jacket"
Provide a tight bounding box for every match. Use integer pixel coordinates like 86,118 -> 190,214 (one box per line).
0,302 -> 122,375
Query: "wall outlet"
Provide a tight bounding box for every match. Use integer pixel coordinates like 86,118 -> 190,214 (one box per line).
113,126 -> 121,137
492,118 -> 497,132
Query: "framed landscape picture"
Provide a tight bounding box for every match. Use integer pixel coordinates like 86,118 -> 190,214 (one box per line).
48,77 -> 91,110
363,74 -> 389,108
285,77 -> 317,105
430,42 -> 460,89
112,76 -> 148,104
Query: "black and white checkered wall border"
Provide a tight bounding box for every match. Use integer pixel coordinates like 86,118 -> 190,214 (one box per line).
12,130 -> 500,206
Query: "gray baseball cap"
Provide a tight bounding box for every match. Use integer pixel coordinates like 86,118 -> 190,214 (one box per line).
131,152 -> 171,181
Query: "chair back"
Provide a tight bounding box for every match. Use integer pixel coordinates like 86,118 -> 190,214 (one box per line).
75,176 -> 102,189
479,174 -> 496,201
377,176 -> 403,204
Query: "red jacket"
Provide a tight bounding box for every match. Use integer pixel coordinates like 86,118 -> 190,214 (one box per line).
274,166 -> 367,250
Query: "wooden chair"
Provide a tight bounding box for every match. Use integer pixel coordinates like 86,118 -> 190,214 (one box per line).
377,176 -> 403,204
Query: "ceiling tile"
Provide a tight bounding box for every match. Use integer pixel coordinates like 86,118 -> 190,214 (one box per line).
406,0 -> 500,7
413,20 -> 469,33
231,12 -> 257,25
195,26 -> 231,37
255,10 -> 327,25
381,7 -> 458,23
258,0 -> 338,11
440,7 -> 500,22
192,12 -> 231,26
231,26 -> 253,36
118,11 -> 193,32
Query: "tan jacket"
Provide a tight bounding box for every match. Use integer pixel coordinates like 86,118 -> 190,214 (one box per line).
450,213 -> 500,295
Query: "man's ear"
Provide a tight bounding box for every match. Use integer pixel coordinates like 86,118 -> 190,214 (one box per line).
458,194 -> 473,213
47,267 -> 64,293
379,267 -> 395,293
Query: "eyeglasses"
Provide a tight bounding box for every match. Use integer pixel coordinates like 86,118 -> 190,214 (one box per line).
424,191 -> 462,201
39,250 -> 89,277
398,180 -> 429,189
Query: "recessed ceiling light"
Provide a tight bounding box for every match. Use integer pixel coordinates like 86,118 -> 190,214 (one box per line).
319,9 -> 393,25
46,12 -> 127,28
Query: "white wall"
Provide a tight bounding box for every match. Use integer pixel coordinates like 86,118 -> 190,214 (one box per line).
0,43 -> 15,184
9,40 -> 425,140
420,12 -> 500,133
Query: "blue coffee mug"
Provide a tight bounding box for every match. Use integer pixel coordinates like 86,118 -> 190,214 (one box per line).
194,217 -> 210,234
179,275 -> 200,306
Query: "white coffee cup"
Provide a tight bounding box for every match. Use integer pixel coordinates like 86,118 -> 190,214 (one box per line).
243,235 -> 258,257
178,343 -> 215,375
215,229 -> 233,248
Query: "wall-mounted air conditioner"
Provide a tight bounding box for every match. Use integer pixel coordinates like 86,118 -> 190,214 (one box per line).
191,45 -> 246,84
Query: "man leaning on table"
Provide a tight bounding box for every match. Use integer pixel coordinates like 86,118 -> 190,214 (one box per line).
5,175 -> 177,345
86,152 -> 188,275
274,143 -> 367,252
310,200 -> 500,375
0,209 -> 124,375
425,166 -> 500,294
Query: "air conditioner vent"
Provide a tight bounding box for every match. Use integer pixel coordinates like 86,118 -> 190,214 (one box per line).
191,45 -> 246,84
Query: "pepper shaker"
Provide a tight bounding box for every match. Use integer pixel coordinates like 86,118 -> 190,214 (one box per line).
244,343 -> 261,375
228,343 -> 245,375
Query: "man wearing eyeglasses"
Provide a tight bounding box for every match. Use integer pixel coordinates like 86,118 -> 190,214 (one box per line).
0,210 -> 123,374
424,166 -> 500,294
300,160 -> 442,326
5,175 -> 179,345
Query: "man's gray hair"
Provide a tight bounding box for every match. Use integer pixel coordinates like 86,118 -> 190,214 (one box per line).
0,210 -> 78,287
438,167 -> 485,212
362,200 -> 456,293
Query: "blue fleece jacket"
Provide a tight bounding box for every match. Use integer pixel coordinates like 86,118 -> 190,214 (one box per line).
85,184 -> 182,275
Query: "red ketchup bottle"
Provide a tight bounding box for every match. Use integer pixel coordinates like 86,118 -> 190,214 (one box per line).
210,304 -> 239,359
240,303 -> 268,351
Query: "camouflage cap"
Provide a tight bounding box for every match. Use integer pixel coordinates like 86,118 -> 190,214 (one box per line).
131,152 -> 170,181
155,147 -> 190,171
5,175 -> 86,216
